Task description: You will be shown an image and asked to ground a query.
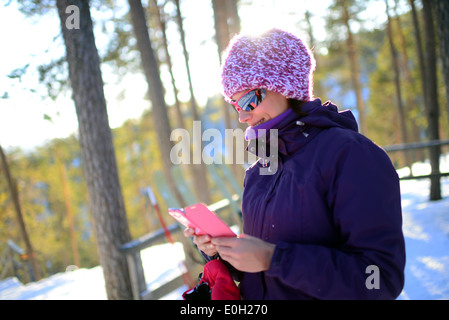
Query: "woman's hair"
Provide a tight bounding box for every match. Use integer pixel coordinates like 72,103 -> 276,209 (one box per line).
287,98 -> 308,118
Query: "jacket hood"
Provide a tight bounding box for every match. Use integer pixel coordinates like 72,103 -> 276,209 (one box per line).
300,99 -> 358,132
246,99 -> 359,160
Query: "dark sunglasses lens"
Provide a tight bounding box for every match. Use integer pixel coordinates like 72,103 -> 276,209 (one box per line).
238,89 -> 266,112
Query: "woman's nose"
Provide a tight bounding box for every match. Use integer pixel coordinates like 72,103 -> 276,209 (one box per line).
238,110 -> 251,123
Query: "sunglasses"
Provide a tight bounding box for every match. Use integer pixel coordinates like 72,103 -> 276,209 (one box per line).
230,88 -> 267,113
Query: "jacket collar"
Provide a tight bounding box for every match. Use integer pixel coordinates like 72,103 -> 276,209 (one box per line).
245,98 -> 358,161
246,100 -> 318,160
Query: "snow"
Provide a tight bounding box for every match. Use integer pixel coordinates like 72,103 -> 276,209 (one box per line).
0,242 -> 188,300
1,155 -> 448,300
397,161 -> 449,300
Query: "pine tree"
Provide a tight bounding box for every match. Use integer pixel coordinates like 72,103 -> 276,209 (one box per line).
56,0 -> 133,299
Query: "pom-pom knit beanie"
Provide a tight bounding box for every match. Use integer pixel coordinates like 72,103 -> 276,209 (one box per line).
221,28 -> 316,102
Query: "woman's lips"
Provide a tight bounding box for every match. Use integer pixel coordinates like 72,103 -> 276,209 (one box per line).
251,118 -> 265,127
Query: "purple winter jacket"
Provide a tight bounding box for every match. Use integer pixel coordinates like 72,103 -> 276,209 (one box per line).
237,99 -> 405,300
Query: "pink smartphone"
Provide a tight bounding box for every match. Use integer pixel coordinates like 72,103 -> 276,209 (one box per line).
168,203 -> 236,238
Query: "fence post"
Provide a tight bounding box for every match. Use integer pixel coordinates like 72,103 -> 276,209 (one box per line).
125,251 -> 147,300
383,139 -> 449,201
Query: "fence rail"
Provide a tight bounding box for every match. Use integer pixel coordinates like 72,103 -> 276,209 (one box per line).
0,240 -> 33,282
382,139 -> 449,152
119,223 -> 183,300
382,139 -> 449,180
119,198 -> 236,300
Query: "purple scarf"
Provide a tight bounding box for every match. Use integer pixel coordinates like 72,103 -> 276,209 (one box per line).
245,108 -> 293,141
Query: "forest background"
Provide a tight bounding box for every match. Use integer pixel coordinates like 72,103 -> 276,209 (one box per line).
0,0 -> 448,299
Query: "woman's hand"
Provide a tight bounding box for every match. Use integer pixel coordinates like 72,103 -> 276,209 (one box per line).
212,234 -> 276,273
183,227 -> 218,257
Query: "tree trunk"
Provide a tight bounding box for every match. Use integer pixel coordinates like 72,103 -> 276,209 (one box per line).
341,2 -> 367,135
212,0 -> 232,133
128,0 -> 202,280
174,0 -> 199,122
127,0 -> 186,208
422,0 -> 442,201
56,0 -> 133,299
212,0 -> 245,183
409,0 -> 428,164
305,10 -> 323,97
385,0 -> 411,166
433,0 -> 449,127
59,161 -> 80,267
174,0 -> 211,205
226,0 -> 241,38
393,0 -> 423,162
150,0 -> 185,130
0,145 -> 41,282
408,0 -> 428,106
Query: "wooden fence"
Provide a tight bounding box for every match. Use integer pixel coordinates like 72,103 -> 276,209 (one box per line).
0,240 -> 34,283
382,139 -> 449,180
119,223 -> 183,300
119,198 -> 235,300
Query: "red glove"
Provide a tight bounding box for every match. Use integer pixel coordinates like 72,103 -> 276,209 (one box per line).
183,259 -> 240,300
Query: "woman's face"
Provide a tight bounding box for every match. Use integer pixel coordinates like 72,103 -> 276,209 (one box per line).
231,90 -> 289,127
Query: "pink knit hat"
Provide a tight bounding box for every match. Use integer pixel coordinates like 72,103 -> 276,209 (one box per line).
221,28 -> 316,102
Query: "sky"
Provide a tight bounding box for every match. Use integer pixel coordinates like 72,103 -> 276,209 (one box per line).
0,0 -> 389,152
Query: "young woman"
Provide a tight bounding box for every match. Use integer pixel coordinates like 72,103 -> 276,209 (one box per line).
184,28 -> 405,300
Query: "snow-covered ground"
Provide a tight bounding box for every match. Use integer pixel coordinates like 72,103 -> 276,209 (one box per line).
1,156 -> 448,300
0,242 -> 188,300
397,157 -> 449,300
